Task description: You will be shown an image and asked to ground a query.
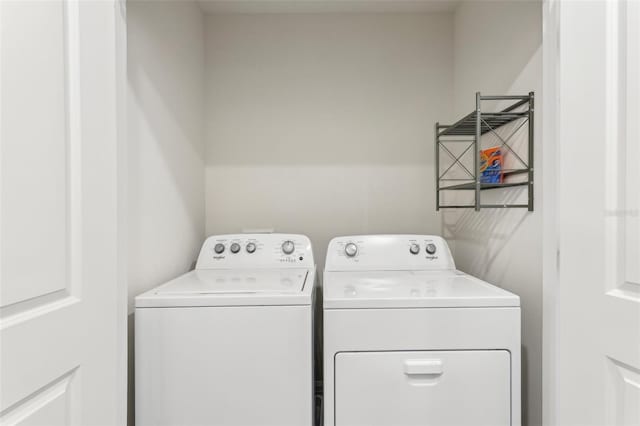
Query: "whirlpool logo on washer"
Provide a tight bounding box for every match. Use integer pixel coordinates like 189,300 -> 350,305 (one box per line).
213,255 -> 225,260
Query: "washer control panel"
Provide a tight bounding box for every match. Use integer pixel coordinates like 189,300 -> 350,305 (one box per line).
325,235 -> 455,271
196,234 -> 314,269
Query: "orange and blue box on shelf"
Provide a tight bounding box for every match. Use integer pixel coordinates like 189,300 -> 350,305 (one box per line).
480,146 -> 503,183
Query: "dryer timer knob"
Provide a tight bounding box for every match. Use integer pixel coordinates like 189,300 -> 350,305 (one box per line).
246,242 -> 257,253
345,242 -> 358,257
426,243 -> 437,255
282,240 -> 295,255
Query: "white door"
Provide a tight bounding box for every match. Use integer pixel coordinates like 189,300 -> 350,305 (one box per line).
0,1 -> 126,424
549,0 -> 640,424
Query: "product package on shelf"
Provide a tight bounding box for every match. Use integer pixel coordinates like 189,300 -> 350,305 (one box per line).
480,146 -> 503,183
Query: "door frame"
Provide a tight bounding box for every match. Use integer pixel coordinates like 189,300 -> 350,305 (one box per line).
541,1 -> 560,424
116,0 -> 128,424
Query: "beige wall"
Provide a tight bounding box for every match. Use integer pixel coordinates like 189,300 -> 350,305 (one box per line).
127,0 -> 206,309
445,2 -> 543,425
204,12 -> 453,269
127,1 -> 206,423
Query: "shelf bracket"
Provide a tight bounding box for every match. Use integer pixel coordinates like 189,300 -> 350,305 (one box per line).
475,92 -> 481,211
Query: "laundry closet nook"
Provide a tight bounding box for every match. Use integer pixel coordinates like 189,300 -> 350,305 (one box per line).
126,1 -> 542,425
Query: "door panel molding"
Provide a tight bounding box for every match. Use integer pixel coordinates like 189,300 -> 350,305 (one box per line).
0,368 -> 77,425
606,358 -> 640,426
0,291 -> 78,329
604,0 -> 639,294
622,0 -> 640,289
0,0 -> 83,318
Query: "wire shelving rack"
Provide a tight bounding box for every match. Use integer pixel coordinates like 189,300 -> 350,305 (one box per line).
435,92 -> 534,211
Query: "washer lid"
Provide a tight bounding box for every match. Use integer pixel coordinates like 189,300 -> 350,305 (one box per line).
323,270 -> 520,309
135,269 -> 312,308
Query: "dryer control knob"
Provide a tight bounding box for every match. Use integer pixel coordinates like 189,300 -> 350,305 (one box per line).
409,243 -> 420,255
230,242 -> 241,253
214,243 -> 225,254
426,243 -> 437,255
282,240 -> 295,255
345,242 -> 358,257
246,242 -> 257,253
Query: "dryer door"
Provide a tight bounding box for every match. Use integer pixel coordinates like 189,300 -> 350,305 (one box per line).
335,350 -> 511,426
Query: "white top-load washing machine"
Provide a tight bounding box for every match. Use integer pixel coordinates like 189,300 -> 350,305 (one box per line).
135,234 -> 316,426
323,235 -> 521,426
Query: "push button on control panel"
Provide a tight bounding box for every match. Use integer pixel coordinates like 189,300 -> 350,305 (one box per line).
426,243 -> 437,255
214,243 -> 225,254
230,243 -> 241,254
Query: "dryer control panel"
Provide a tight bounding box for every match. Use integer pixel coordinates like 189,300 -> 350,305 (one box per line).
325,235 -> 455,271
196,233 -> 314,269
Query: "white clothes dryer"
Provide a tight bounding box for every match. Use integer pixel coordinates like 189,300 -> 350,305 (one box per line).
323,235 -> 520,426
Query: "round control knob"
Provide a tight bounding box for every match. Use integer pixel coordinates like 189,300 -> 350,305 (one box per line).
214,243 -> 225,254
426,243 -> 437,255
409,243 -> 420,255
345,242 -> 358,257
230,242 -> 241,254
281,240 -> 295,255
246,242 -> 257,254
